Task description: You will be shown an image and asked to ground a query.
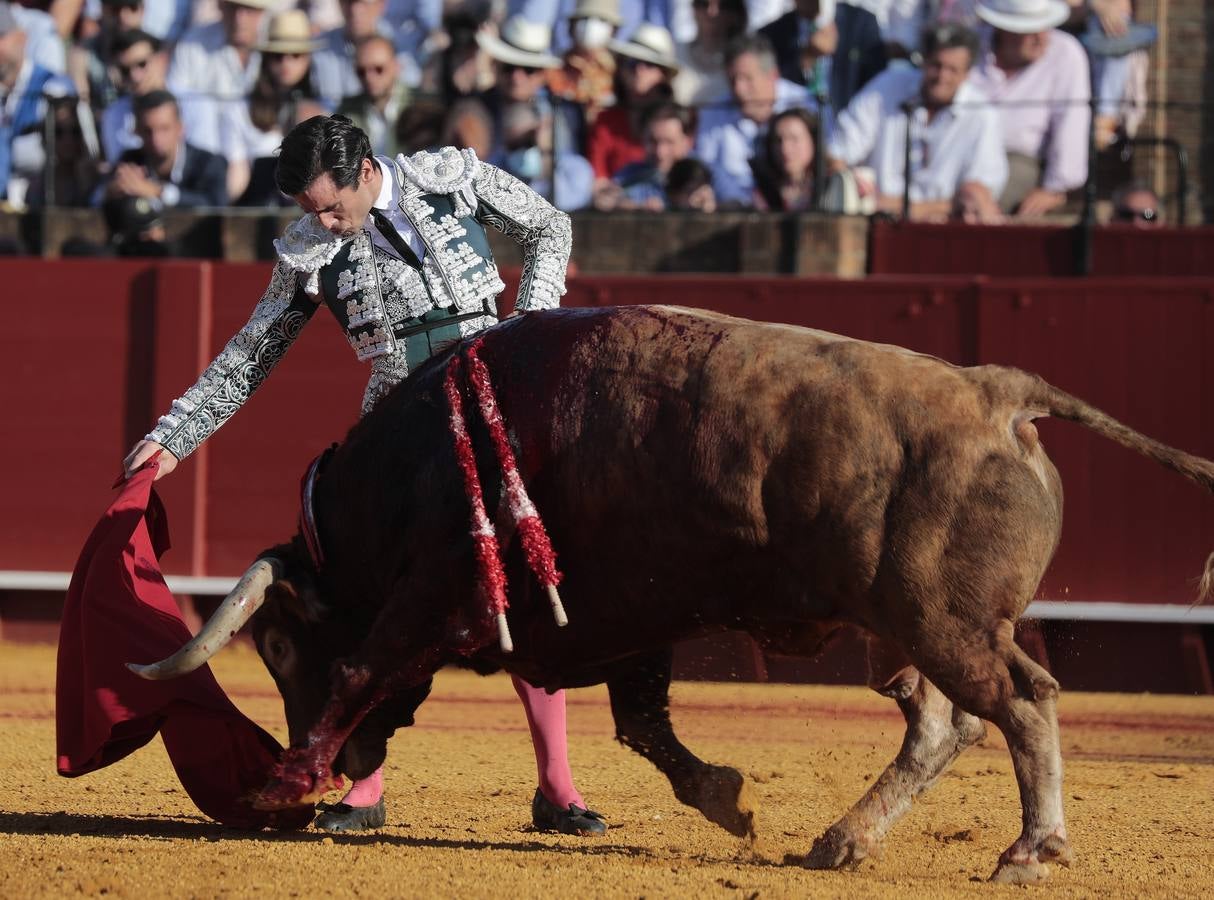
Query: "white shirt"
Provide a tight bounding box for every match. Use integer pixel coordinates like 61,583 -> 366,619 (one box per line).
367,157 -> 427,264
827,65 -> 1008,202
167,21 -> 261,155
966,29 -> 1090,193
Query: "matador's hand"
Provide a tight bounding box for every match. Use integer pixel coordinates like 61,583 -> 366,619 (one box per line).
123,440 -> 178,481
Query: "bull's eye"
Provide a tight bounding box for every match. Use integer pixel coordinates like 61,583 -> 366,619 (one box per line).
262,628 -> 295,675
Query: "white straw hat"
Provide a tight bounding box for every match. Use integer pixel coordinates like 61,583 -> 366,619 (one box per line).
476,17 -> 562,69
608,23 -> 680,71
256,11 -> 320,54
225,0 -> 275,10
975,0 -> 1070,34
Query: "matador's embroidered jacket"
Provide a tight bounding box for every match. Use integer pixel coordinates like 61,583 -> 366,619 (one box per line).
146,147 -> 571,461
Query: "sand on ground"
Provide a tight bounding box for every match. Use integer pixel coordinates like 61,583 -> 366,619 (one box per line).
2,640 -> 1213,898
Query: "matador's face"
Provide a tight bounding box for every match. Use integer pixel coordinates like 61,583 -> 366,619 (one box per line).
294,157 -> 378,238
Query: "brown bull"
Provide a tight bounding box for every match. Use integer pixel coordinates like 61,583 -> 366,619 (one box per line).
131,305 -> 1214,883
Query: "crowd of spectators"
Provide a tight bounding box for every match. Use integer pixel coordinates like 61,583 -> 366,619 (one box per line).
0,0 -> 1170,246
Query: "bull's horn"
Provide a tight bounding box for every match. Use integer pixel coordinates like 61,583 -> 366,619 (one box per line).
126,558 -> 280,680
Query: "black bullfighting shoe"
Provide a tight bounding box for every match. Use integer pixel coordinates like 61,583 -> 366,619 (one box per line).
531,788 -> 607,835
313,797 -> 387,832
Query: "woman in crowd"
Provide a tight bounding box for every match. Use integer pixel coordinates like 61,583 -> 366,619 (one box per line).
752,107 -> 817,212
223,10 -> 328,205
587,23 -> 679,181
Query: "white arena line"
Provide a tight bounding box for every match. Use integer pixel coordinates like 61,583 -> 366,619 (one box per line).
3,571 -> 1214,624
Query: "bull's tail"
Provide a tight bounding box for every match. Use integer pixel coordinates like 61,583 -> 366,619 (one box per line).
1017,371 -> 1214,602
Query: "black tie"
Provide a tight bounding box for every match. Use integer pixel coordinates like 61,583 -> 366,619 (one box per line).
369,207 -> 423,270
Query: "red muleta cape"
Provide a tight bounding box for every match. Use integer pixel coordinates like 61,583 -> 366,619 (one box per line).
55,463 -> 313,830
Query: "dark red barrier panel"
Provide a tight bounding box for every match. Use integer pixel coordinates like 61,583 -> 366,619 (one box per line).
975,278 -> 1214,605
869,220 -> 1214,278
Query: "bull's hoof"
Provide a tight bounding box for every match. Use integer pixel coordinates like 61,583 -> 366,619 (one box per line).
989,831 -> 1071,884
677,765 -> 758,839
989,859 -> 1050,884
531,788 -> 607,835
314,798 -> 387,833
798,826 -> 876,870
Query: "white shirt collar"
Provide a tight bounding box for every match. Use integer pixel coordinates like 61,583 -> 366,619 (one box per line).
372,156 -> 395,211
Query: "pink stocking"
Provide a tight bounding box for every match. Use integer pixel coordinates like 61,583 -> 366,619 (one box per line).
512,675 -> 584,809
340,766 -> 383,807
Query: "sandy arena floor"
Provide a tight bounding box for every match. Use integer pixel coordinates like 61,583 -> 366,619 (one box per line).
2,639 -> 1213,898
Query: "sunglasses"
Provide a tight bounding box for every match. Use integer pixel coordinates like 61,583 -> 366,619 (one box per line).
1112,206 -> 1157,223
118,56 -> 151,77
356,64 -> 388,77
502,63 -> 542,75
267,52 -> 309,61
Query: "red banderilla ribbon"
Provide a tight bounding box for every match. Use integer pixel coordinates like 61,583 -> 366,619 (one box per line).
443,338 -> 568,653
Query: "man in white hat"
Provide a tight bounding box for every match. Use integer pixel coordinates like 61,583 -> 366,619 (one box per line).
474,16 -> 567,164
966,0 -> 1090,217
167,0 -> 272,157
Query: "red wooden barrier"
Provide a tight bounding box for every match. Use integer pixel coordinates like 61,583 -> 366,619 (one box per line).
3,261 -> 1213,689
868,220 -> 1214,278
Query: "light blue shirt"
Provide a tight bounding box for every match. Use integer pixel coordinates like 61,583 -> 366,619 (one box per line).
694,78 -> 813,206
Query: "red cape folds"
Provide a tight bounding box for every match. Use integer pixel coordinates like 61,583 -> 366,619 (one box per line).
55,464 -> 313,830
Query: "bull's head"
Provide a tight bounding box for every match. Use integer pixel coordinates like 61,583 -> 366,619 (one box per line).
128,542 -> 429,784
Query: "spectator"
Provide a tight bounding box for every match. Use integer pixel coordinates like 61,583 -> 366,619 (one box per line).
383,0 -> 444,77
694,33 -> 812,207
759,0 -> 836,96
548,0 -> 620,130
224,10 -> 327,204
594,102 -> 696,210
100,29 -> 168,164
474,16 -> 565,161
313,0 -> 421,106
336,35 -> 409,157
139,0 -> 192,46
588,22 -> 679,180
666,156 -> 716,211
1078,0 -> 1156,147
753,107 -> 818,211
30,97 -> 102,207
826,22 -> 1006,220
430,11 -> 493,101
1108,181 -> 1161,227
442,97 -> 495,160
101,193 -> 172,256
72,0 -> 145,109
828,3 -> 890,111
167,0 -> 271,156
949,179 -> 1003,222
101,89 -> 227,211
9,0 -> 66,74
672,0 -> 748,107
394,95 -> 445,153
500,100 -> 593,211
967,0 -> 1090,217
0,3 -> 76,209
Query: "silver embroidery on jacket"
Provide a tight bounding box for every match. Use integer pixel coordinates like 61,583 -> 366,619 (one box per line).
471,163 -> 570,311
147,262 -> 313,460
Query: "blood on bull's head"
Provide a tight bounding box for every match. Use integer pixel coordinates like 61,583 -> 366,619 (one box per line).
127,541 -> 427,784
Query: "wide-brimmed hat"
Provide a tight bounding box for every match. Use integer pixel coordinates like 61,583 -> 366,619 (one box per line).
572,0 -> 621,26
476,17 -> 561,69
257,10 -> 320,54
608,23 -> 679,71
223,0 -> 275,9
975,0 -> 1069,34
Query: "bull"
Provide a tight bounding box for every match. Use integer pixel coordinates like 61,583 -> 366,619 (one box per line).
130,305 -> 1214,883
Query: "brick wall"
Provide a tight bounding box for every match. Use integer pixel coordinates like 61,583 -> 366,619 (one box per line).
1133,0 -> 1209,222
